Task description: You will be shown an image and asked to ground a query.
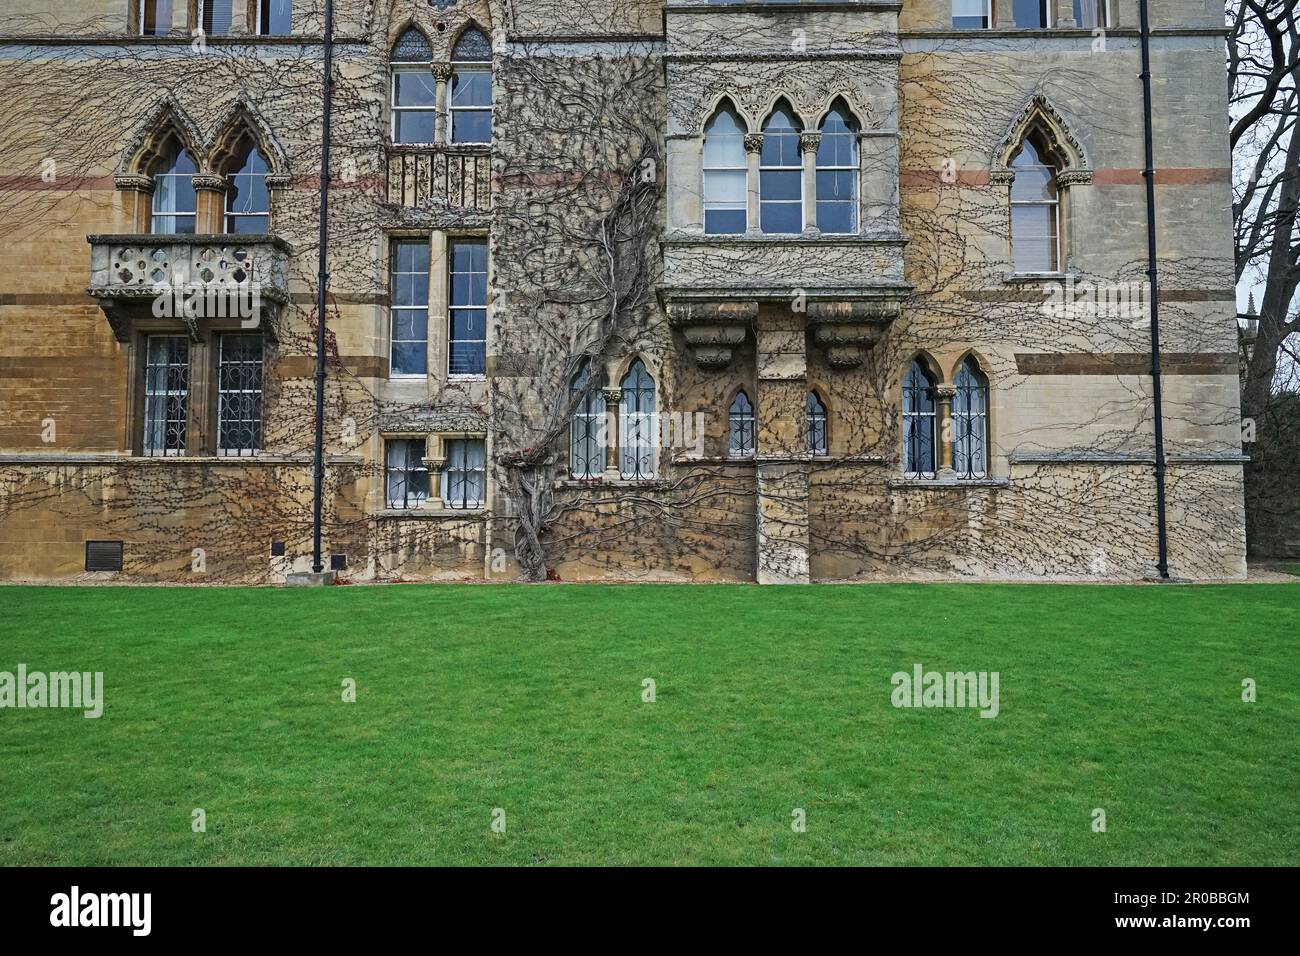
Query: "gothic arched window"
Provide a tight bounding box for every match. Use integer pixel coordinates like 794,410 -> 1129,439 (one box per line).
620,360 -> 656,479
570,361 -> 606,479
152,144 -> 197,235
902,361 -> 937,478
729,391 -> 755,458
953,358 -> 989,479
703,103 -> 747,234
225,144 -> 270,234
806,391 -> 827,456
1010,134 -> 1061,273
390,27 -> 435,144
816,101 -> 858,234
450,26 -> 493,144
760,101 -> 803,234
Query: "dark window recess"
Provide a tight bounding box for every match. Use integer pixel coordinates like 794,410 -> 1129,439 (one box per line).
330,554 -> 347,571
270,540 -> 286,557
85,540 -> 124,572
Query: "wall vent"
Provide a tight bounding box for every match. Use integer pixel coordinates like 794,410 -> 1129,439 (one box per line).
85,540 -> 124,572
330,553 -> 347,571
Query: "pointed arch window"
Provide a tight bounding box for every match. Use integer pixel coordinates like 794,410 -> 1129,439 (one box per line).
620,360 -> 656,480
391,27 -> 435,145
1010,134 -> 1061,273
806,392 -> 827,456
760,102 -> 803,234
953,358 -> 989,479
703,104 -> 747,235
570,361 -> 606,479
225,144 -> 270,233
450,26 -> 492,144
728,391 -> 755,458
903,361 -> 937,478
152,144 -> 197,235
816,102 -> 858,234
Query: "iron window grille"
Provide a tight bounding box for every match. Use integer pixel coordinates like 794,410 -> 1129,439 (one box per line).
619,360 -> 656,479
143,335 -> 189,456
217,333 -> 264,456
442,439 -> 487,509
903,361 -> 937,478
806,391 -> 828,456
569,362 -> 606,479
953,358 -> 989,479
448,239 -> 487,377
386,438 -> 430,509
729,391 -> 755,458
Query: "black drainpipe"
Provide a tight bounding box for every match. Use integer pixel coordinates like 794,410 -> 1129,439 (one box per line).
1138,0 -> 1170,579
311,0 -> 335,574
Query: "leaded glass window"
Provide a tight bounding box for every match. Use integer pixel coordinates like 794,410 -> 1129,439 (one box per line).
953,358 -> 988,479
217,333 -> 263,456
143,335 -> 189,456
903,361 -> 936,478
806,391 -> 827,456
620,360 -> 656,479
386,438 -> 429,509
442,438 -> 486,509
729,391 -> 755,458
570,361 -> 606,479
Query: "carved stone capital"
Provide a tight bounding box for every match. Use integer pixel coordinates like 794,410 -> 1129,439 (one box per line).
432,62 -> 452,81
191,174 -> 227,193
265,173 -> 292,190
601,387 -> 623,404
114,174 -> 155,194
421,457 -> 447,472
934,384 -> 957,401
799,132 -> 822,154
743,133 -> 764,153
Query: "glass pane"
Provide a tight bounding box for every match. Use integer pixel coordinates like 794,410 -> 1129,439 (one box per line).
451,110 -> 491,144
816,169 -> 855,202
449,341 -> 486,376
705,208 -> 746,235
761,130 -> 801,167
451,240 -> 487,273
760,169 -> 801,201
449,309 -> 485,339
395,72 -> 436,107
229,214 -> 269,234
142,0 -> 174,34
1010,161 -> 1055,200
390,341 -> 427,376
705,169 -> 746,206
451,70 -> 491,107
394,272 -> 429,307
395,111 -> 435,144
1012,0 -> 1047,27
392,310 -> 427,342
395,241 -> 430,273
760,201 -> 802,234
952,0 -> 988,27
816,201 -> 854,235
704,109 -> 745,166
1074,0 -> 1103,27
1012,205 -> 1058,272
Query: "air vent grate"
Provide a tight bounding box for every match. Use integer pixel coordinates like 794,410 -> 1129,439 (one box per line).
85,540 -> 124,572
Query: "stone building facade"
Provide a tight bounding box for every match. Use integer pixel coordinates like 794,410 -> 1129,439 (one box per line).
0,0 -> 1246,583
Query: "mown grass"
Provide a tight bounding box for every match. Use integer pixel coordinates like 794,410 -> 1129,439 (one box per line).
1,582 -> 1296,866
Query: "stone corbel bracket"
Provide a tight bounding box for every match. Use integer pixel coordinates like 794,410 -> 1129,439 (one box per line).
667,300 -> 756,369
806,298 -> 903,368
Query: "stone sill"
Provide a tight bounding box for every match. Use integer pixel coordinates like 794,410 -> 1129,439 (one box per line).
664,232 -> 906,247
0,453 -> 363,466
900,27 -> 1229,39
375,508 -> 487,519
554,478 -> 671,490
888,476 -> 1011,489
1010,453 -> 1250,465
667,1 -> 902,11
385,142 -> 491,156
1002,271 -> 1080,284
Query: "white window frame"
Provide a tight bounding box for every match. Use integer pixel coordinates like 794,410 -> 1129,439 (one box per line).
448,64 -> 492,145
138,0 -> 175,35
198,0 -> 235,35
759,107 -> 804,235
391,66 -> 438,146
1010,140 -> 1062,274
441,438 -> 487,509
951,0 -> 991,29
702,108 -> 748,235
389,238 -> 430,379
447,237 -> 488,379
385,438 -> 430,509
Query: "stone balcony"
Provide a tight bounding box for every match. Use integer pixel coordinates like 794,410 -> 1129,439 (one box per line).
87,234 -> 293,341
386,144 -> 491,214
661,233 -> 910,368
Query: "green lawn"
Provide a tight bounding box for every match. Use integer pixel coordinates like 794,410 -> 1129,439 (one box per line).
1,583 -> 1297,866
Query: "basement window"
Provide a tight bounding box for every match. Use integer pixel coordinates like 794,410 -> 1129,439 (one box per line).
85,541 -> 124,573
